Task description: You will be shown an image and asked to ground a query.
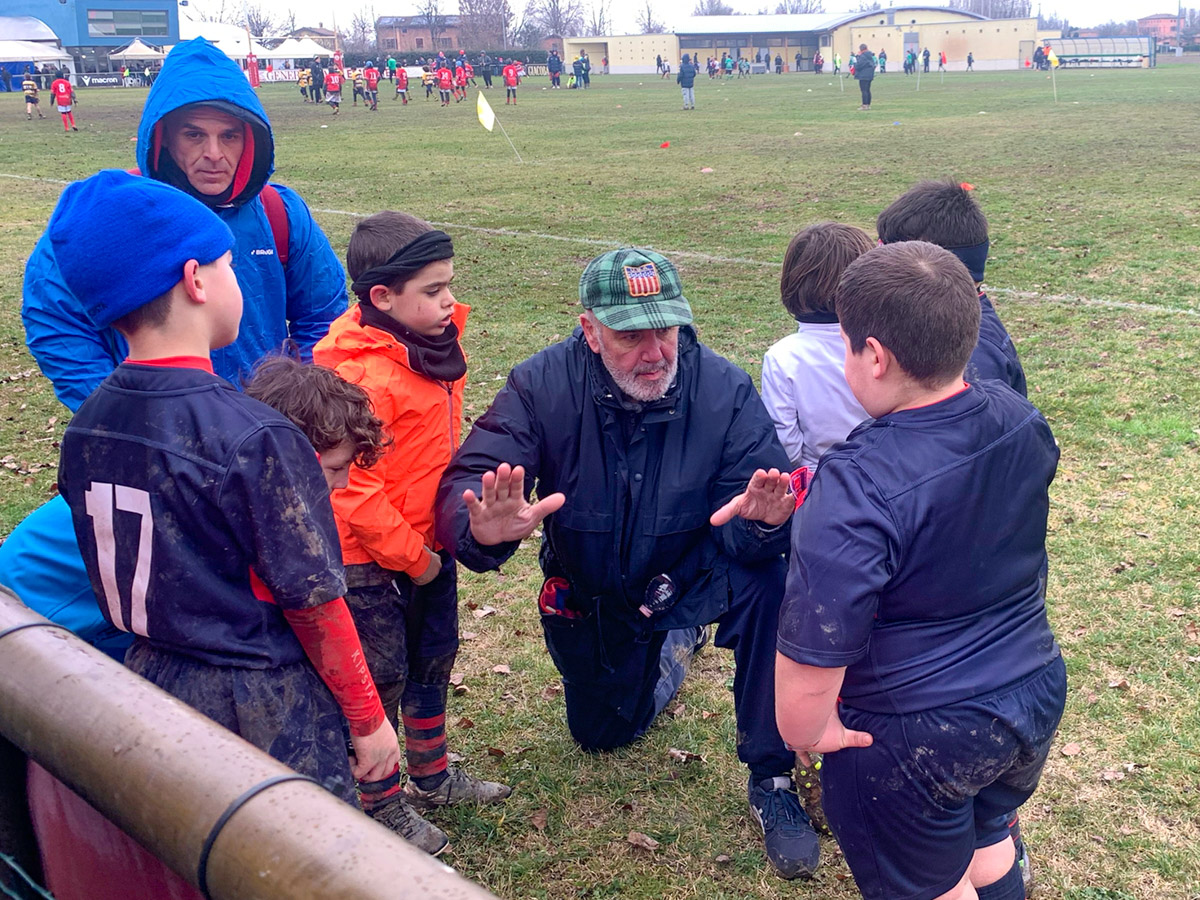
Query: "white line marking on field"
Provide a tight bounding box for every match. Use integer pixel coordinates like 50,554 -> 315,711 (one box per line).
3,172 -> 1195,319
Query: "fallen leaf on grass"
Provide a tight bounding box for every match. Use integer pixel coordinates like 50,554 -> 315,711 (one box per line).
627,831 -> 660,851
531,808 -> 548,831
701,710 -> 718,720
487,746 -> 505,757
1186,622 -> 1199,643
453,685 -> 470,696
449,672 -> 465,686
1060,742 -> 1083,756
668,748 -> 704,763
461,631 -> 478,641
540,684 -> 563,700
492,664 -> 511,675
457,716 -> 475,729
1100,768 -> 1125,782
473,605 -> 497,619
666,703 -> 685,717
1112,560 -> 1135,573
714,854 -> 732,865
1108,678 -> 1130,690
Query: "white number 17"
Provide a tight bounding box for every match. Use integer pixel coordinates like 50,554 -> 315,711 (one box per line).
84,482 -> 154,636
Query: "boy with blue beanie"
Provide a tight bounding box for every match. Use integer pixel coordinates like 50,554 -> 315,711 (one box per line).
775,241 -> 1065,900
52,170 -> 400,802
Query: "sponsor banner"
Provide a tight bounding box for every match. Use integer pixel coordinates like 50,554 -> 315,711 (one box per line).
77,74 -> 125,88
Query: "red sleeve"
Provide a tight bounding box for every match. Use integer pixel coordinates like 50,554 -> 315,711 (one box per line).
283,600 -> 386,737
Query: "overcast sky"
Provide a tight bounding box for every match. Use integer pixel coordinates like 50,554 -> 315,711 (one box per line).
226,0 -> 1181,37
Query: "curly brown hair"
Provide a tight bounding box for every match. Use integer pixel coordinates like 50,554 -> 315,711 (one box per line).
245,355 -> 388,469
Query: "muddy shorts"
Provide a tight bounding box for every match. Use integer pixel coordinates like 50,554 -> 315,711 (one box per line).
124,639 -> 357,805
822,655 -> 1066,899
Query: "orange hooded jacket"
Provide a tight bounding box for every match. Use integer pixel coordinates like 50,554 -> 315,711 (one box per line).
313,302 -> 469,577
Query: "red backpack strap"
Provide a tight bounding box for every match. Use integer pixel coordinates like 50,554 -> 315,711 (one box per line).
259,184 -> 290,268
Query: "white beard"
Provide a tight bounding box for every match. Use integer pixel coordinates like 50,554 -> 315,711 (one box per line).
597,337 -> 678,403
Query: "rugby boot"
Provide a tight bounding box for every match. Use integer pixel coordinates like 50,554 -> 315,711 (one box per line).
402,766 -> 512,810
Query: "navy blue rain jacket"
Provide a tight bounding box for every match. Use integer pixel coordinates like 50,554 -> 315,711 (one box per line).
677,62 -> 697,88
22,38 -> 347,412
436,327 -> 791,682
548,54 -> 563,74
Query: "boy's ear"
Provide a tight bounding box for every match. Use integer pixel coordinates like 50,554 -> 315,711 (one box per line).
180,259 -> 205,305
864,336 -> 892,381
369,284 -> 393,310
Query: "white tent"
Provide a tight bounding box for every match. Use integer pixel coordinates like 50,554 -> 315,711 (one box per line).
264,38 -> 333,60
176,17 -> 271,60
109,38 -> 166,62
0,40 -> 71,63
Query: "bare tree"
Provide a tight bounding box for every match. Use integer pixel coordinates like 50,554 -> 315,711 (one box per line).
775,0 -> 824,12
278,10 -> 297,34
416,0 -> 450,51
693,0 -> 735,14
533,0 -> 584,36
460,0 -> 512,48
193,0 -> 237,24
636,0 -> 667,33
584,0 -> 612,35
948,0 -> 1032,18
342,7 -> 378,54
509,0 -> 545,47
855,0 -> 881,11
242,3 -> 277,35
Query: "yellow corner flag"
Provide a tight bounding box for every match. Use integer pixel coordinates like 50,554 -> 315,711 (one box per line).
1047,49 -> 1059,68
477,91 -> 495,132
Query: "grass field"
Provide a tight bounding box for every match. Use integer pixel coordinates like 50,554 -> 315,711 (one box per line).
2,61 -> 1199,899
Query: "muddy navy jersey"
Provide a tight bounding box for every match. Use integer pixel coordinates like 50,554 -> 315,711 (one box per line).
778,381 -> 1061,714
58,363 -> 346,667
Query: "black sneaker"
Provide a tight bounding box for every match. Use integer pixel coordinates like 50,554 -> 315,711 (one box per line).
367,796 -> 449,856
748,776 -> 820,879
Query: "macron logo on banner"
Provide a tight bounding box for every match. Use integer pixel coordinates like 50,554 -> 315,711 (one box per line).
250,248 -> 275,257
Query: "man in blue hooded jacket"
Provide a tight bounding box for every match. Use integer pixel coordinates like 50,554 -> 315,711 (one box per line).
436,248 -> 823,881
12,38 -> 347,682
22,37 -> 346,413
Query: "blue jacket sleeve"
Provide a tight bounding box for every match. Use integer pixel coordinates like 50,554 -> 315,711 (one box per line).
274,184 -> 348,360
22,233 -> 127,412
435,370 -> 538,573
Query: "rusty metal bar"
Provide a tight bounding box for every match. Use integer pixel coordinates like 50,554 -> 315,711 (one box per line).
0,587 -> 499,900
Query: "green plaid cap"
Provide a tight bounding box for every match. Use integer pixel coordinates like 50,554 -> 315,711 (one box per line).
579,248 -> 693,331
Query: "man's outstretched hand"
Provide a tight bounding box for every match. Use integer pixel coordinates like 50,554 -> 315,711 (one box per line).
709,468 -> 794,527
464,462 -> 566,546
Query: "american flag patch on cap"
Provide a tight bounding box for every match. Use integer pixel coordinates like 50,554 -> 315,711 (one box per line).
623,263 -> 661,297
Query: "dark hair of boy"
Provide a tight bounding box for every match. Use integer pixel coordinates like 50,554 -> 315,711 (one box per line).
111,290 -> 174,335
875,179 -> 988,249
346,211 -> 434,298
245,355 -> 388,468
779,223 -> 874,319
836,241 -> 981,388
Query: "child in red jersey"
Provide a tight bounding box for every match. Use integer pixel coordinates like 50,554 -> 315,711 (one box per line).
324,68 -> 344,114
453,64 -> 468,102
363,62 -> 381,110
435,64 -> 453,106
394,65 -> 409,104
50,76 -> 76,132
502,60 -> 519,104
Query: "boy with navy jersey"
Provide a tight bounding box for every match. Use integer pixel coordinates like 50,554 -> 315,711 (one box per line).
776,241 -> 1065,900
53,170 -> 400,802
877,180 -> 1027,396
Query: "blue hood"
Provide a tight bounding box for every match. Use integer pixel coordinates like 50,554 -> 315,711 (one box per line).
136,38 -> 274,208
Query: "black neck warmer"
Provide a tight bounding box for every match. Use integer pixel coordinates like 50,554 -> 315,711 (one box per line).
794,310 -> 840,324
359,302 -> 467,382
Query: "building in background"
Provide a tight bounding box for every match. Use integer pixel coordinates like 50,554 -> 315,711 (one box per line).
566,7 -> 1058,74
1137,13 -> 1182,49
376,15 -> 467,54
1,0 -> 177,73
289,26 -> 337,51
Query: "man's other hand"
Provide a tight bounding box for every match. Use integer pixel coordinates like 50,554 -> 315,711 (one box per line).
463,462 -> 566,546
709,468 -> 794,527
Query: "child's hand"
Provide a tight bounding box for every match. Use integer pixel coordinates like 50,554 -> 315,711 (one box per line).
349,720 -> 401,782
710,468 -> 794,527
412,547 -> 441,586
463,463 -> 565,546
806,707 -> 874,756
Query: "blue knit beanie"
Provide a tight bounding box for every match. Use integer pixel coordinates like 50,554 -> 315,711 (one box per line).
48,170 -> 235,329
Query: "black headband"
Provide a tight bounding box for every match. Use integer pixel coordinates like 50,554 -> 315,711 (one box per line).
944,239 -> 990,283
351,230 -> 454,301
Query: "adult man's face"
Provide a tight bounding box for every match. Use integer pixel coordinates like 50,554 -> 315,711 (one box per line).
163,107 -> 244,197
581,313 -> 679,403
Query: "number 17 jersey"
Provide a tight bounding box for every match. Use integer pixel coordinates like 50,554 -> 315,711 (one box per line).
58,362 -> 347,668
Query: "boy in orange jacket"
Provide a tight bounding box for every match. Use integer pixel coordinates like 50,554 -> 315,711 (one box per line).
314,211 -> 511,856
